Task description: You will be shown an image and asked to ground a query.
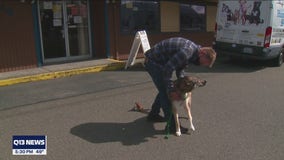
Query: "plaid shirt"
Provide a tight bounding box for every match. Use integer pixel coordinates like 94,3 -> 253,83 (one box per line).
145,37 -> 200,91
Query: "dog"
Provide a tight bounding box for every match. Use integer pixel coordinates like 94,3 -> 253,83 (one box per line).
247,1 -> 264,25
169,76 -> 207,136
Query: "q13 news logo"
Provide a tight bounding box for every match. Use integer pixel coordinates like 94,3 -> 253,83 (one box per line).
12,135 -> 47,155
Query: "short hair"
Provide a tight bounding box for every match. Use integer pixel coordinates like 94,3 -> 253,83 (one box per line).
201,47 -> 217,67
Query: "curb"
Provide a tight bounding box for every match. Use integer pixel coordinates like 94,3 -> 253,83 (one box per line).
0,61 -> 126,87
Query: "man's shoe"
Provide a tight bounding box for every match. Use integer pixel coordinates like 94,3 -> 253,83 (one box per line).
147,114 -> 166,122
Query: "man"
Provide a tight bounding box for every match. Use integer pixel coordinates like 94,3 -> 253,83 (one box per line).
144,37 -> 216,133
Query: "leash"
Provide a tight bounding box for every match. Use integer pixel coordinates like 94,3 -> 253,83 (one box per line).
132,102 -> 174,139
134,102 -> 172,139
164,91 -> 188,139
164,99 -> 175,139
164,109 -> 172,139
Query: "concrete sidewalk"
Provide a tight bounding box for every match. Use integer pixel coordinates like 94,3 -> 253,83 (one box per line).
0,58 -> 137,87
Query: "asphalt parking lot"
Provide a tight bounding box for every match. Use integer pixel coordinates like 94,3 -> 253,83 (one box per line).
0,57 -> 284,160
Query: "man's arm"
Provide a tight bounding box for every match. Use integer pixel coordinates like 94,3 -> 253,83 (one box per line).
163,51 -> 188,92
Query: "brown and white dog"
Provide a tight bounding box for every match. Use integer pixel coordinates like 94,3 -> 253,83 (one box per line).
169,76 -> 207,136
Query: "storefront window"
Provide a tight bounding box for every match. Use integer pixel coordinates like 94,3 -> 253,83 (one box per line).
180,3 -> 206,32
120,1 -> 207,34
120,0 -> 159,34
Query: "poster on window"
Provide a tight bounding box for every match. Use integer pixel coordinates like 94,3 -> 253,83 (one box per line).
74,16 -> 82,24
43,1 -> 52,9
53,19 -> 62,26
53,4 -> 62,18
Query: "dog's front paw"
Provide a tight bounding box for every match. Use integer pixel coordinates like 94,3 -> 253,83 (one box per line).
176,131 -> 181,136
190,125 -> 195,131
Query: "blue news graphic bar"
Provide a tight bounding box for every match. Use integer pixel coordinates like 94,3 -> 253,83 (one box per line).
12,135 -> 46,149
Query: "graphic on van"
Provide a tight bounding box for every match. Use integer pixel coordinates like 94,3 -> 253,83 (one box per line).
220,0 -> 264,27
276,0 -> 284,7
277,10 -> 284,18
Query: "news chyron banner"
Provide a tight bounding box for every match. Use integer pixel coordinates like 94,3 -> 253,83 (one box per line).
12,135 -> 47,155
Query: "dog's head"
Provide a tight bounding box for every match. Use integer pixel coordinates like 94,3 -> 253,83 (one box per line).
174,76 -> 206,93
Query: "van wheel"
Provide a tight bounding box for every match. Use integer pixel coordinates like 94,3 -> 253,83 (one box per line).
272,51 -> 283,67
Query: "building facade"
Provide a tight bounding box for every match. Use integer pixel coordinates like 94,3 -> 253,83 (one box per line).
0,0 -> 217,72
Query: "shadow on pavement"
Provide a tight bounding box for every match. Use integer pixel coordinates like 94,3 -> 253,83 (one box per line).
70,117 -> 164,146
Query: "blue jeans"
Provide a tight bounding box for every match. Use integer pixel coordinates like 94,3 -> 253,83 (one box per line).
144,61 -> 171,119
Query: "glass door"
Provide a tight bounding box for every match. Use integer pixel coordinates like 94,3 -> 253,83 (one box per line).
39,1 -> 66,59
66,0 -> 89,56
38,0 -> 91,63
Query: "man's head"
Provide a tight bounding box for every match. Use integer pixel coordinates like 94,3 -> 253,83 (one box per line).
198,47 -> 217,68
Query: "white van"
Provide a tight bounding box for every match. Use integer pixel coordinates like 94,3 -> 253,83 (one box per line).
213,0 -> 284,66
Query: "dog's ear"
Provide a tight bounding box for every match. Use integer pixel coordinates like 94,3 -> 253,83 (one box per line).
183,79 -> 195,92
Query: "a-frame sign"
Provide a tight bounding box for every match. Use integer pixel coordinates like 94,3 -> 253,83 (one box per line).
125,30 -> 150,69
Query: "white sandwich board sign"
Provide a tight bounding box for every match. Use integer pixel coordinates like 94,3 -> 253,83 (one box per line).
125,30 -> 150,69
